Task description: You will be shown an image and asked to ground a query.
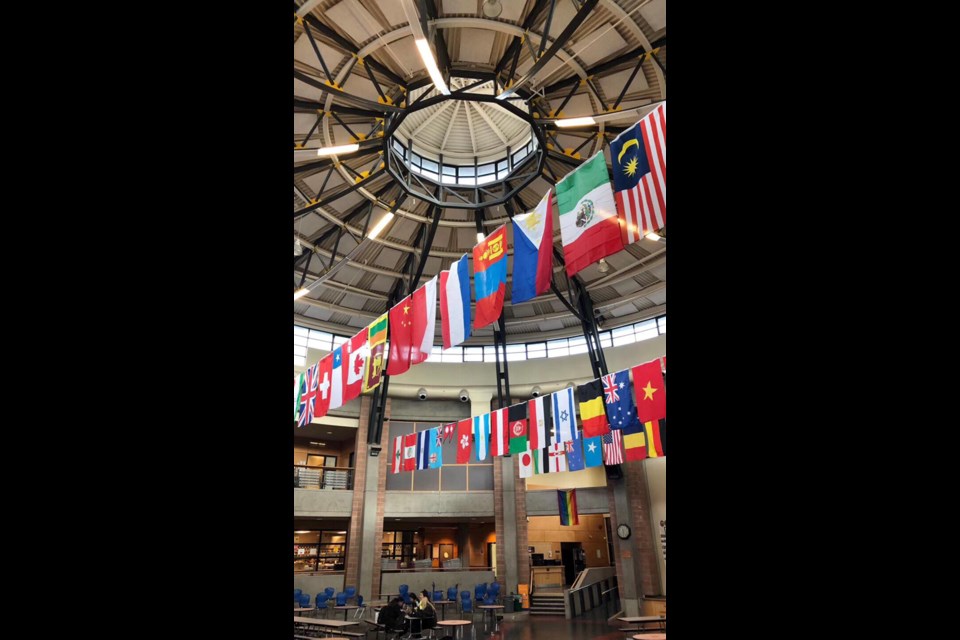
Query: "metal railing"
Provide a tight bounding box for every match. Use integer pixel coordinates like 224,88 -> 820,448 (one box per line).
294,464 -> 354,490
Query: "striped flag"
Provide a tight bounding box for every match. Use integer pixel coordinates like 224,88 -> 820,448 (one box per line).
439,254 -> 472,349
363,312 -> 388,393
577,378 -> 611,437
551,387 -> 576,444
548,442 -> 568,472
644,419 -> 666,457
527,396 -> 551,450
402,433 -> 417,471
557,489 -> 579,526
392,435 -> 403,474
602,430 -> 624,465
416,430 -> 431,470
508,402 -> 529,454
473,414 -> 490,461
610,103 -> 666,244
490,408 -> 509,457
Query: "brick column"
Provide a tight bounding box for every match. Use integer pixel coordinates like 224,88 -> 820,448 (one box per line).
369,397 -> 392,598
493,458 -> 507,583
514,459 -> 530,589
344,396 -> 371,591
606,462 -> 660,616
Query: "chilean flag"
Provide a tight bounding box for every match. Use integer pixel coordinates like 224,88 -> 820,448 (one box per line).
511,189 -> 554,303
439,254 -> 472,350
473,225 -> 507,330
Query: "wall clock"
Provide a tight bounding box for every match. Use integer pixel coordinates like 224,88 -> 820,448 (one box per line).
617,524 -> 631,540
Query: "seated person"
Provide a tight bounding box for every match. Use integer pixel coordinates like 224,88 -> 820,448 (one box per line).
415,590 -> 437,631
378,597 -> 409,634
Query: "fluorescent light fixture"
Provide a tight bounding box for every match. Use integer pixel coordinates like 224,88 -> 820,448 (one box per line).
555,116 -> 596,128
368,212 -> 394,240
308,441 -> 326,446
476,232 -> 485,243
316,143 -> 360,157
482,0 -> 503,18
645,232 -> 662,241
293,287 -> 310,300
294,530 -> 312,533
415,38 -> 450,95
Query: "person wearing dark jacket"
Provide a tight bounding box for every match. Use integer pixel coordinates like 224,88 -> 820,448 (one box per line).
379,597 -> 409,633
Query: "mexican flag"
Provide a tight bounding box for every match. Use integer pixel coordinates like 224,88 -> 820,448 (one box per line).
556,150 -> 624,277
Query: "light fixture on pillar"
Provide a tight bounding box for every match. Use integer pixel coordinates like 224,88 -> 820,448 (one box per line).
482,0 -> 503,18
597,258 -> 611,273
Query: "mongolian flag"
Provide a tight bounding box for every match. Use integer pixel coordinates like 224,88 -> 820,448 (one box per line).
473,225 -> 507,330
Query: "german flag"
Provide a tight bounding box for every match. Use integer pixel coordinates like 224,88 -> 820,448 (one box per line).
644,419 -> 666,457
577,378 -> 611,438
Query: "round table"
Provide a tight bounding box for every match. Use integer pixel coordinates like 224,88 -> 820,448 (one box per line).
633,634 -> 666,640
437,619 -> 472,640
477,605 -> 504,633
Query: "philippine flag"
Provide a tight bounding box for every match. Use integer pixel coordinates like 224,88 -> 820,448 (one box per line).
473,225 -> 507,330
439,254 -> 472,350
511,189 -> 554,303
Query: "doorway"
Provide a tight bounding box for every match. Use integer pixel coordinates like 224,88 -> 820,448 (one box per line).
560,542 -> 583,586
487,542 -> 497,573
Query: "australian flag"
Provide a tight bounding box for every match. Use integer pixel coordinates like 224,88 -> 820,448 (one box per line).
602,370 -> 641,431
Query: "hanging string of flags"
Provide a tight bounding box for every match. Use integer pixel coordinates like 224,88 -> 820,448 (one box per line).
390,356 -> 666,475
294,105 -> 666,424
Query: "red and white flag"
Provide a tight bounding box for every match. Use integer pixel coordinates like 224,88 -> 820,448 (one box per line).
386,276 -> 437,376
610,102 -> 667,244
490,408 -> 509,457
392,435 -> 403,474
528,396 -> 549,450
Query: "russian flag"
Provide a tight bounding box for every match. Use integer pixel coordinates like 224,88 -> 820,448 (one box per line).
511,189 -> 554,303
473,225 -> 507,330
439,254 -> 472,350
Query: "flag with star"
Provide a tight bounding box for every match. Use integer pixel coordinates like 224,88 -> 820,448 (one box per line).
550,387 -> 576,444
610,103 -> 666,245
583,436 -> 603,467
577,378 -> 611,437
602,370 -> 642,431
456,418 -> 473,463
632,360 -> 666,422
602,430 -> 624,465
565,436 -> 585,471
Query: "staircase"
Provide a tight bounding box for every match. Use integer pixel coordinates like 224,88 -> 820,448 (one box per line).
528,592 -> 566,616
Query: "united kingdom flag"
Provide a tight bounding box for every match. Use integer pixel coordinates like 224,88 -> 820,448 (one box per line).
602,373 -> 620,403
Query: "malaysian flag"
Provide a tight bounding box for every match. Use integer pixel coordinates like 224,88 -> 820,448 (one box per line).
602,430 -> 624,465
610,103 -> 666,245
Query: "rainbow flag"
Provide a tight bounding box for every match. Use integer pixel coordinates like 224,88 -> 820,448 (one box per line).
557,488 -> 579,526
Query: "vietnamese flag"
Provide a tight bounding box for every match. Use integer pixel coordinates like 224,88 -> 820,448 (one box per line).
456,418 -> 473,463
473,225 -> 507,330
632,360 -> 666,422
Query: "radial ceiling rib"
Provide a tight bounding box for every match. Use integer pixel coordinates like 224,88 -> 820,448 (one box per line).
440,101 -> 461,151
469,103 -> 508,145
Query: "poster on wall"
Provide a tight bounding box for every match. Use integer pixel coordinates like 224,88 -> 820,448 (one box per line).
659,519 -> 666,561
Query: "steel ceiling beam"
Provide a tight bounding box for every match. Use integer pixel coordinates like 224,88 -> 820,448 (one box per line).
494,0 -> 552,75
294,70 -> 402,113
293,168 -> 387,218
543,40 -> 664,95
497,0 -> 600,100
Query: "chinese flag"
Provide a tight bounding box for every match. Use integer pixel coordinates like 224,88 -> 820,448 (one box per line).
632,360 -> 666,422
386,295 -> 414,375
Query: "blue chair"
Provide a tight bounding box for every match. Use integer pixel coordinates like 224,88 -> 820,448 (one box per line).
488,582 -> 501,604
336,592 -> 348,607
298,593 -> 312,608
433,590 -> 443,602
460,591 -> 474,620
294,588 -> 302,602
399,584 -> 409,597
474,583 -> 487,604
345,585 -> 357,602
315,593 -> 330,617
447,586 -> 458,602
324,587 -> 336,598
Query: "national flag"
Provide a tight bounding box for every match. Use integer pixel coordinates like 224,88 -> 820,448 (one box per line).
511,189 -> 554,303
473,225 -> 507,330
644,419 -> 665,457
527,396 -> 551,450
416,429 -> 431,470
508,402 -> 529,454
556,150 -> 624,277
442,422 -> 457,442
294,372 -> 305,421
489,407 -> 509,457
602,430 -> 624,465
386,276 -> 437,375
302,362 -> 321,423
565,437 -> 585,472
296,370 -> 309,427
632,360 -> 666,422
329,346 -> 344,410
583,436 -> 603,467
314,354 -> 332,418
473,413 -> 490,462
518,448 -> 535,478
363,313 -> 388,392
551,387 -> 576,444
548,442 -> 568,472
557,488 -> 579,526
392,435 -> 403,474
610,103 -> 666,245
577,378 -> 611,437
429,427 -> 444,468
533,445 -> 550,475
439,254 -> 472,349
402,433 -> 417,471
343,330 -> 369,403
602,370 -> 641,431
456,418 -> 473,463
621,418 -> 647,462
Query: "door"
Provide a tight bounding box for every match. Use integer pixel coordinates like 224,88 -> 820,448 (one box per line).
560,542 -> 582,586
487,542 -> 496,573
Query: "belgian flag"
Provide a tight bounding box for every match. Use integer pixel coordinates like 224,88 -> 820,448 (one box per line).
577,378 -> 611,437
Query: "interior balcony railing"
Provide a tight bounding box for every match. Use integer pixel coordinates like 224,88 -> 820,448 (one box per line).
293,464 -> 354,490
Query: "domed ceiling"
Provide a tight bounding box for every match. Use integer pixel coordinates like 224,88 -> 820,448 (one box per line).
294,0 -> 666,344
